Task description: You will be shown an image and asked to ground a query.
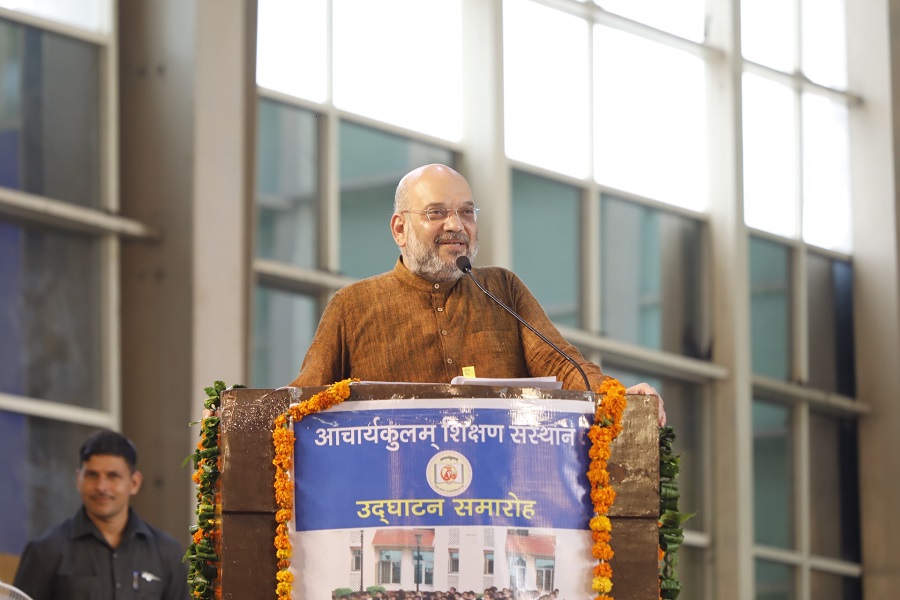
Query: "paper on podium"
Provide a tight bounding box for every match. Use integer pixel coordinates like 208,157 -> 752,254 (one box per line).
449,375 -> 563,390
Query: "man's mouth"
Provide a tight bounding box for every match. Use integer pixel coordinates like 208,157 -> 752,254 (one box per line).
435,235 -> 468,248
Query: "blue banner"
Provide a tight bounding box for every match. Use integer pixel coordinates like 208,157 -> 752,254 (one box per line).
293,397 -> 595,532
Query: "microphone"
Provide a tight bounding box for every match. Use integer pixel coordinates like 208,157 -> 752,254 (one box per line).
455,255 -> 593,394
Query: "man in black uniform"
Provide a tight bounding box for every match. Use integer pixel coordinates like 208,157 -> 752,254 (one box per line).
13,429 -> 188,599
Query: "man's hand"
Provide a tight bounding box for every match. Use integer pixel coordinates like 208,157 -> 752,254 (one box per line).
625,382 -> 667,428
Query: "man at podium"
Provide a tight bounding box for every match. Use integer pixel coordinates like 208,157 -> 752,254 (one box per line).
288,164 -> 664,426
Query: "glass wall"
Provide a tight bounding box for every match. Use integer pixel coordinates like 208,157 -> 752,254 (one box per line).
0,18 -> 101,209
252,0 -> 865,597
601,197 -> 707,356
511,170 -> 581,327
0,6 -> 117,560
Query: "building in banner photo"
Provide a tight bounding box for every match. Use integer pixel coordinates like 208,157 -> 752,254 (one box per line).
310,526 -> 589,600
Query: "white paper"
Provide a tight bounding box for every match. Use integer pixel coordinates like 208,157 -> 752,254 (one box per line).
449,376 -> 563,390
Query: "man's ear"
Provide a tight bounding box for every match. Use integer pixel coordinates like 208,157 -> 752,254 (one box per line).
129,470 -> 143,496
390,213 -> 407,248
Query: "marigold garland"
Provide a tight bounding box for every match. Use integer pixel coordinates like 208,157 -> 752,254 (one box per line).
588,377 -> 627,600
272,379 -> 356,600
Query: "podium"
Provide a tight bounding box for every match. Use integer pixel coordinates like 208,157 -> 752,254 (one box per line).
217,384 -> 659,598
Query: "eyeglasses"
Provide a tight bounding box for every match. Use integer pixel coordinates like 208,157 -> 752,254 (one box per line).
402,207 -> 480,223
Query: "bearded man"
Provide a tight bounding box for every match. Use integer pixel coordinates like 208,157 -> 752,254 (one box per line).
288,164 -> 664,424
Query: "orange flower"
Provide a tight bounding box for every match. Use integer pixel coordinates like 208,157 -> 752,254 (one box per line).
587,377 -> 627,598
272,379 -> 356,600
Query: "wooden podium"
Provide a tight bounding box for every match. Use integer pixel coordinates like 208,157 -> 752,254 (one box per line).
217,384 -> 659,598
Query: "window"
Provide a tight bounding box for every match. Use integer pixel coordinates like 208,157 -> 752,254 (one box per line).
448,550 -> 460,574
351,548 -> 361,572
806,255 -> 855,396
414,549 -> 434,586
422,551 -> 434,585
535,558 -> 554,591
378,549 -> 401,585
332,0 -> 463,141
0,6 -> 118,558
0,0 -> 111,33
511,170 -> 581,327
742,0 -> 852,253
755,559 -> 794,600
484,551 -> 494,575
255,99 -> 319,268
0,18 -> 101,208
504,0 -> 590,178
0,221 -> 102,406
753,400 -> 793,549
601,197 -> 707,356
0,413 -> 99,545
749,237 -> 791,381
595,27 -> 707,211
809,412 -> 860,561
594,0 -> 705,41
338,121 -> 455,280
251,287 -> 317,388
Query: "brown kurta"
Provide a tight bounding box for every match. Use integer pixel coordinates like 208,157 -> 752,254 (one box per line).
289,258 -> 606,391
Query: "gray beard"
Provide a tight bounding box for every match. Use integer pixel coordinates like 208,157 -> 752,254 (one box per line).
403,231 -> 479,283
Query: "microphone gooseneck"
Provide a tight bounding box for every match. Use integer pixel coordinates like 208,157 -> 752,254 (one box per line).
455,256 -> 593,393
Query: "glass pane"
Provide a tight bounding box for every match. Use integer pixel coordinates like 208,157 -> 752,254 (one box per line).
595,27 -> 707,210
338,121 -> 454,280
755,559 -> 794,600
332,0 -> 463,141
676,546 -> 708,600
0,219 -> 102,407
802,93 -> 852,253
602,366 -> 706,528
0,412 -> 98,555
504,0 -> 590,179
256,0 -> 328,102
741,0 -> 795,72
0,0 -> 111,33
753,401 -> 793,548
594,0 -> 705,42
511,171 -> 580,327
0,18 -> 101,208
801,0 -> 847,89
807,255 -> 855,396
251,286 -> 317,388
601,197 -> 707,358
749,237 -> 791,380
809,412 -> 860,561
810,570 -> 862,600
742,73 -> 797,237
255,99 -> 319,267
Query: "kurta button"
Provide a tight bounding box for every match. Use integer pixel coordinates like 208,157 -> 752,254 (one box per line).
447,358 -> 453,364
433,283 -> 440,289
441,330 -> 448,335
437,307 -> 444,312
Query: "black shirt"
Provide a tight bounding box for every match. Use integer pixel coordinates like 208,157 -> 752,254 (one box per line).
13,507 -> 189,600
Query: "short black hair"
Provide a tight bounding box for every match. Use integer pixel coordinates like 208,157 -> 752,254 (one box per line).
79,429 -> 138,471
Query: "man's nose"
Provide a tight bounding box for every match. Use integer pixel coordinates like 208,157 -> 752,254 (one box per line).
443,210 -> 464,230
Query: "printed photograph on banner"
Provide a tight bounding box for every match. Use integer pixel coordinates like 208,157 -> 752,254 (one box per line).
289,397 -> 598,599
291,526 -> 594,600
